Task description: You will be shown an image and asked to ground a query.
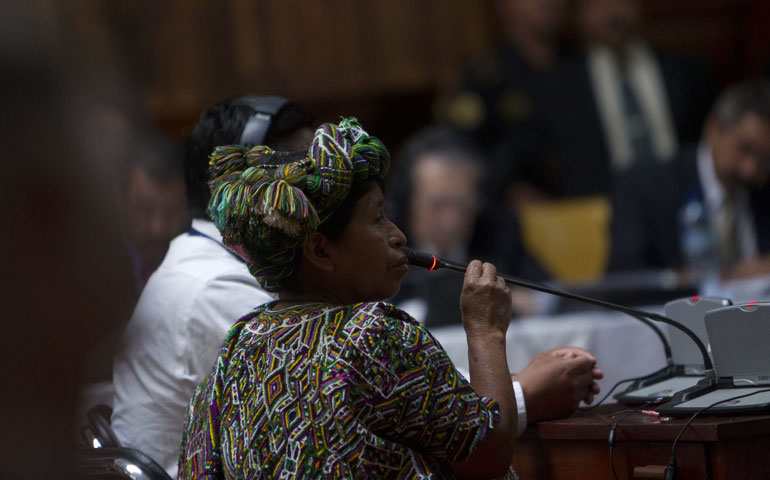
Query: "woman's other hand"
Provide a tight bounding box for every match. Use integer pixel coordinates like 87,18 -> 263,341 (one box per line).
514,347 -> 604,423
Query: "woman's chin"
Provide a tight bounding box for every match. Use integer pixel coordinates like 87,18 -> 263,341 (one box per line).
362,282 -> 403,304
383,280 -> 404,301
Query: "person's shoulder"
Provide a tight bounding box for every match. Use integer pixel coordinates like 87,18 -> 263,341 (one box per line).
348,301 -> 421,327
130,252 -> 263,335
344,303 -> 447,374
152,233 -> 259,288
612,151 -> 696,213
346,302 -> 440,353
178,236 -> 253,276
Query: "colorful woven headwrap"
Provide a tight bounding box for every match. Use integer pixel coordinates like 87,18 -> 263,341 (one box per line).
207,117 -> 390,292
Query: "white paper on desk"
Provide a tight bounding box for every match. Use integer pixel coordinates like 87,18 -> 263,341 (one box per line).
718,274 -> 770,304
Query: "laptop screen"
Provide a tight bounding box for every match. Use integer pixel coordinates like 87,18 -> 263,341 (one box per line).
665,297 -> 730,368
706,303 -> 770,385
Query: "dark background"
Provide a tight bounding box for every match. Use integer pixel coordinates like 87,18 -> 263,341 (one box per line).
41,0 -> 770,153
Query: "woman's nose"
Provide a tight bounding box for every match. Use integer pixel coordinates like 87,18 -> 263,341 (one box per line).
388,220 -> 407,249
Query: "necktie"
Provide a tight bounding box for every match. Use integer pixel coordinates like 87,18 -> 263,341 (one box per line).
619,61 -> 654,164
717,196 -> 741,271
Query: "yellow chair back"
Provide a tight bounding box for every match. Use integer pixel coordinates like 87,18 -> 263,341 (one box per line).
518,195 -> 611,282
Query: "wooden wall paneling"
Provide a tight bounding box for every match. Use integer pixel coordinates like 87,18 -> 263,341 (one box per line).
44,0 -> 145,120
426,0 -> 494,91
424,0 -> 455,90
323,0 -> 371,98
641,0 -> 737,18
368,0 -> 432,90
137,2 -> 234,116
46,1 -> 499,136
33,0 -> 64,48
349,0 -> 385,95
427,0 -> 467,91
48,0 -> 766,145
239,0 -> 369,98
641,0 -> 755,84
745,0 -> 770,76
228,0 -> 263,85
255,0 -> 312,94
290,0 -> 349,97
657,19 -> 747,85
53,0 -> 121,74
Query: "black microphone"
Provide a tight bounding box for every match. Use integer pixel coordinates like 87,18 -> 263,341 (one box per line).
403,247 -> 713,374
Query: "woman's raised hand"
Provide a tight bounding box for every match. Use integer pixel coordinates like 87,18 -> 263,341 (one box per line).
453,259 -> 517,479
460,260 -> 513,338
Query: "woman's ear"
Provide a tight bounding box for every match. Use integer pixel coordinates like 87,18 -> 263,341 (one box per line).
301,232 -> 335,272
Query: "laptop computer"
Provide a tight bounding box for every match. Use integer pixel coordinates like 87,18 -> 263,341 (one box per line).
657,302 -> 770,416
615,296 -> 731,405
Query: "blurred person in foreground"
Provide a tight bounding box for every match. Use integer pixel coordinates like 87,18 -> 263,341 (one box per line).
178,118 -> 602,479
111,95 -> 314,476
75,96 -> 183,298
0,3 -> 134,477
80,131 -> 190,412
609,81 -> 770,281
388,126 -> 548,326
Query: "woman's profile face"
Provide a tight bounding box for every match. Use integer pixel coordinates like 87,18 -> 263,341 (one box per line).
327,185 -> 409,303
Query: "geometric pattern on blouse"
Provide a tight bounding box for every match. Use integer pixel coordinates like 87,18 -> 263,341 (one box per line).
179,301 -> 517,479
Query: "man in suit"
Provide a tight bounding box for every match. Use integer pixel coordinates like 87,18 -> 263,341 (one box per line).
533,0 -> 716,198
609,81 -> 770,281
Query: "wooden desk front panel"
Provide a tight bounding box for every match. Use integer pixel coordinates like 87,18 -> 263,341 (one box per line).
512,406 -> 770,480
514,438 -> 709,480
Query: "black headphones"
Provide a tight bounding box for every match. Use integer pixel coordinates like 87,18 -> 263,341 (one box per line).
232,95 -> 289,147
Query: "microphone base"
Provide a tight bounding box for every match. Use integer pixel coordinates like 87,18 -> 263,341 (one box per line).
615,365 -> 704,405
676,373 -> 720,402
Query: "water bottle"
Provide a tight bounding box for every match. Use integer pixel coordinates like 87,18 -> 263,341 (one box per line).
678,195 -> 720,295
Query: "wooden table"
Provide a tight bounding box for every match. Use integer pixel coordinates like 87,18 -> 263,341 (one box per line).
511,404 -> 770,479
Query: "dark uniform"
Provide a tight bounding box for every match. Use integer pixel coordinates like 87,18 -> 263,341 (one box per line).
438,43 -> 560,201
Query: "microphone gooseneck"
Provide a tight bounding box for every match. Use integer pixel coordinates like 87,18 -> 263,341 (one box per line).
403,247 -> 711,372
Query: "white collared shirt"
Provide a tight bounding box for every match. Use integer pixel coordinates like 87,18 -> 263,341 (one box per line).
111,218 -> 272,477
696,143 -> 758,262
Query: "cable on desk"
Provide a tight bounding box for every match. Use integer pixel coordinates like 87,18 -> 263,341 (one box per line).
603,404 -> 655,480
607,409 -> 642,480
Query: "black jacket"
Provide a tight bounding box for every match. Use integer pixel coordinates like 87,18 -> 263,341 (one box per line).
608,145 -> 770,271
537,48 -> 716,197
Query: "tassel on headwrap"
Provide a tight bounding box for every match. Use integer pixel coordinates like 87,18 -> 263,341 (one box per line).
207,117 -> 389,292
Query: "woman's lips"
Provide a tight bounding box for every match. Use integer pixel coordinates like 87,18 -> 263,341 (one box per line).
393,255 -> 409,272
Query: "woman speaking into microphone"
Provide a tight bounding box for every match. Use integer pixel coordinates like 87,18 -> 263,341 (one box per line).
178,118 -> 600,479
